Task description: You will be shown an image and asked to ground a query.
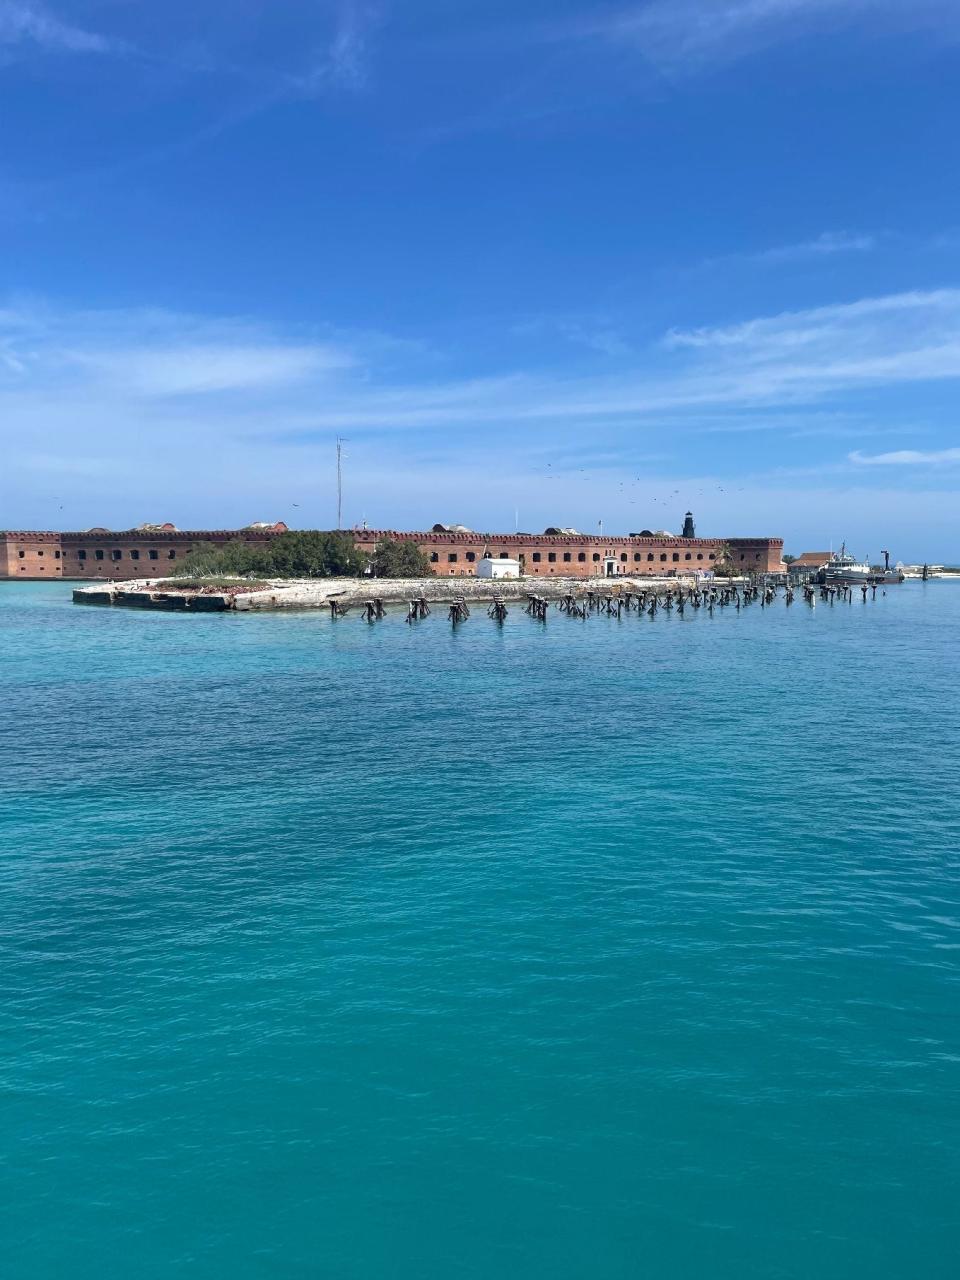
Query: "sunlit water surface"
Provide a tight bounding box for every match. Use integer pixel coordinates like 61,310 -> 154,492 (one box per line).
2,581 -> 959,1278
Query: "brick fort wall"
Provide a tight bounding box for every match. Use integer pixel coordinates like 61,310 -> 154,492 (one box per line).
1,527 -> 785,580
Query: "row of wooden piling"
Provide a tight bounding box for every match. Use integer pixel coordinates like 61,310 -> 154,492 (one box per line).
813,583 -> 882,603
326,580 -> 888,627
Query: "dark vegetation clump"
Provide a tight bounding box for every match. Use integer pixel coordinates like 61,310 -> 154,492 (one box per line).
367,539 -> 432,578
172,532 -> 429,580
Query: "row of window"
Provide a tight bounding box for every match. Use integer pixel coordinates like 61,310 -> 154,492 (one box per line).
526,551 -> 722,565
16,548 -> 177,561
75,549 -> 176,562
427,550 -> 740,565
429,551 -> 513,564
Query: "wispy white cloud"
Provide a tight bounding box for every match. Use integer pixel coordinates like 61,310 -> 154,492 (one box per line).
695,230 -> 879,274
757,230 -> 877,261
0,301 -> 357,396
70,345 -> 352,397
663,288 -> 960,358
850,447 -> 960,466
577,0 -> 957,73
0,1 -> 121,55
4,287 -> 960,432
2,288 -> 960,537
286,1 -> 378,96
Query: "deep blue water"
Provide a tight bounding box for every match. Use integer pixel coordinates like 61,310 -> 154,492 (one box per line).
2,580 -> 959,1279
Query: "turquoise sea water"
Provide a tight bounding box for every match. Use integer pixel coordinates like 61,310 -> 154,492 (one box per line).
2,580 -> 959,1279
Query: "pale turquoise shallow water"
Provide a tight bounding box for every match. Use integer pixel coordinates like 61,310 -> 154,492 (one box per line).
1,580 -> 959,1279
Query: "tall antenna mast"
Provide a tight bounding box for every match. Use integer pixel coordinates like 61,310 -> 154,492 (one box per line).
336,437 -> 344,529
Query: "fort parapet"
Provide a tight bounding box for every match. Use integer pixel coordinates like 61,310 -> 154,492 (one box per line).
1,522 -> 784,581
0,524 -> 288,581
355,529 -> 784,579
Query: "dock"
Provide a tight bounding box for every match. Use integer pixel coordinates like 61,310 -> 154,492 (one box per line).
71,575 -> 891,617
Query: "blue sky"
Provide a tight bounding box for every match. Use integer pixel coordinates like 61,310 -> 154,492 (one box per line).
2,0 -> 960,558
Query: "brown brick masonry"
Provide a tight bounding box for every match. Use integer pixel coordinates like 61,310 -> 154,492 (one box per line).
1,528 -> 784,581
0,529 -> 284,580
354,530 -> 785,579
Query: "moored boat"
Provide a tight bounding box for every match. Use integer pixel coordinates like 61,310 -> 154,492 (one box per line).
819,544 -> 904,585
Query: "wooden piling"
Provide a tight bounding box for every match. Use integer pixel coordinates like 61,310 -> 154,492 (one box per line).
488,595 -> 508,624
448,597 -> 470,625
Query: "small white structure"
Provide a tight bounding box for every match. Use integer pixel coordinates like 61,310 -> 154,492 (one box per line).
476,557 -> 521,580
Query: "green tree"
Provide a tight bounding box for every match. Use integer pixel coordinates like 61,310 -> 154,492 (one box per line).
368,538 -> 432,578
782,553 -> 797,565
173,531 -> 367,579
712,542 -> 738,578
266,531 -> 366,577
174,539 -> 271,578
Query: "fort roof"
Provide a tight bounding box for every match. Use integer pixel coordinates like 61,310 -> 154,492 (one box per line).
3,525 -> 781,545
355,529 -> 781,545
791,551 -> 832,567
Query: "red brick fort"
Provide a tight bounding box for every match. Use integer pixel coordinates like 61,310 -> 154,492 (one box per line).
1,517 -> 784,581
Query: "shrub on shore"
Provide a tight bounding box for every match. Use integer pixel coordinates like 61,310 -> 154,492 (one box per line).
368,538 -> 432,578
173,531 -> 368,579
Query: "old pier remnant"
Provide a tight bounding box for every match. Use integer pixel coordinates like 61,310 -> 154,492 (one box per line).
488,595 -> 509,624
525,594 -> 549,622
448,597 -> 470,625
406,595 -> 431,624
360,598 -> 385,623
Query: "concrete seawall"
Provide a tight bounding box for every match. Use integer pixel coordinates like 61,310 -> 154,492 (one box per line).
72,575 -> 708,612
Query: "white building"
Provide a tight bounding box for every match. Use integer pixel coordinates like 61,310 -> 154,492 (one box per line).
475,557 -> 521,579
